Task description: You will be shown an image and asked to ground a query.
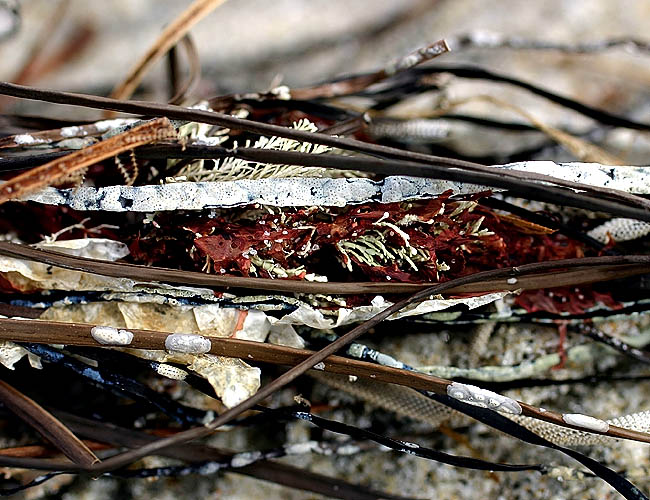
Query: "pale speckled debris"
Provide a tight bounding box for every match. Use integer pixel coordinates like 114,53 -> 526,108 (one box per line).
268,324 -> 305,348
269,291 -> 510,329
193,306 -> 270,343
587,218 -> 650,243
116,347 -> 261,409
40,290 -> 510,332
188,354 -> 261,408
0,238 -> 136,293
0,340 -> 42,370
35,238 -> 130,260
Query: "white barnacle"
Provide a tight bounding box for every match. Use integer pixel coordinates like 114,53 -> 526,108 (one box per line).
313,362 -> 326,371
562,413 -> 610,433
90,325 -> 134,346
284,441 -> 319,455
164,333 -> 211,354
447,382 -> 522,415
14,134 -> 41,145
488,398 -> 501,408
449,388 -> 467,400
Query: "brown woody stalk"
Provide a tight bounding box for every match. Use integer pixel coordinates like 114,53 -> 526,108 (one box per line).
109,0 -> 226,102
0,317 -> 648,446
0,241 -> 648,295
0,118 -> 176,205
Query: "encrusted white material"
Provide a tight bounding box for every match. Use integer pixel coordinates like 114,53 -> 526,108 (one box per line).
320,372 -> 650,446
14,134 -> 46,145
165,333 -> 212,354
90,325 -> 134,346
446,381 -> 522,415
587,218 -> 650,243
19,176 -> 477,211
562,413 -> 610,433
230,451 -> 263,468
19,162 -> 650,211
499,162 -> 650,194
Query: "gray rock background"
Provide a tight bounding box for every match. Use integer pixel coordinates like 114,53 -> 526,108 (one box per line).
2,0 -> 650,120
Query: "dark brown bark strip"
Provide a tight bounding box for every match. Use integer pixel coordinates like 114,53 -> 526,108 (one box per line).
0,241 -> 648,295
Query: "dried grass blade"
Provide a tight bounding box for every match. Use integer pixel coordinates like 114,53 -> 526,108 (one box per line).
291,39 -> 449,100
109,0 -> 227,102
0,379 -> 99,466
168,34 -> 201,105
0,241 -> 647,295
423,94 -> 625,164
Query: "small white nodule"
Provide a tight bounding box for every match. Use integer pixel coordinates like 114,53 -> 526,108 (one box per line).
164,333 -> 212,354
90,326 -> 134,346
447,382 -> 522,415
562,413 -> 610,433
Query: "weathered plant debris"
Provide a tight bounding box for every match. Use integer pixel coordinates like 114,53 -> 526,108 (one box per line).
0,6 -> 650,499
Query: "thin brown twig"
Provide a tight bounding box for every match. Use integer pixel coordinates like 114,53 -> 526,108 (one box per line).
0,0 -> 71,112
400,94 -> 625,165
5,140 -> 647,220
0,241 -> 648,295
5,0 -> 71,85
209,38 -> 449,108
108,0 -> 227,103
0,379 -> 98,466
167,44 -> 181,100
0,118 -> 176,205
448,32 -> 650,54
57,411 -> 414,500
0,441 -> 111,458
168,35 -> 201,105
289,39 -> 450,100
30,24 -> 95,81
